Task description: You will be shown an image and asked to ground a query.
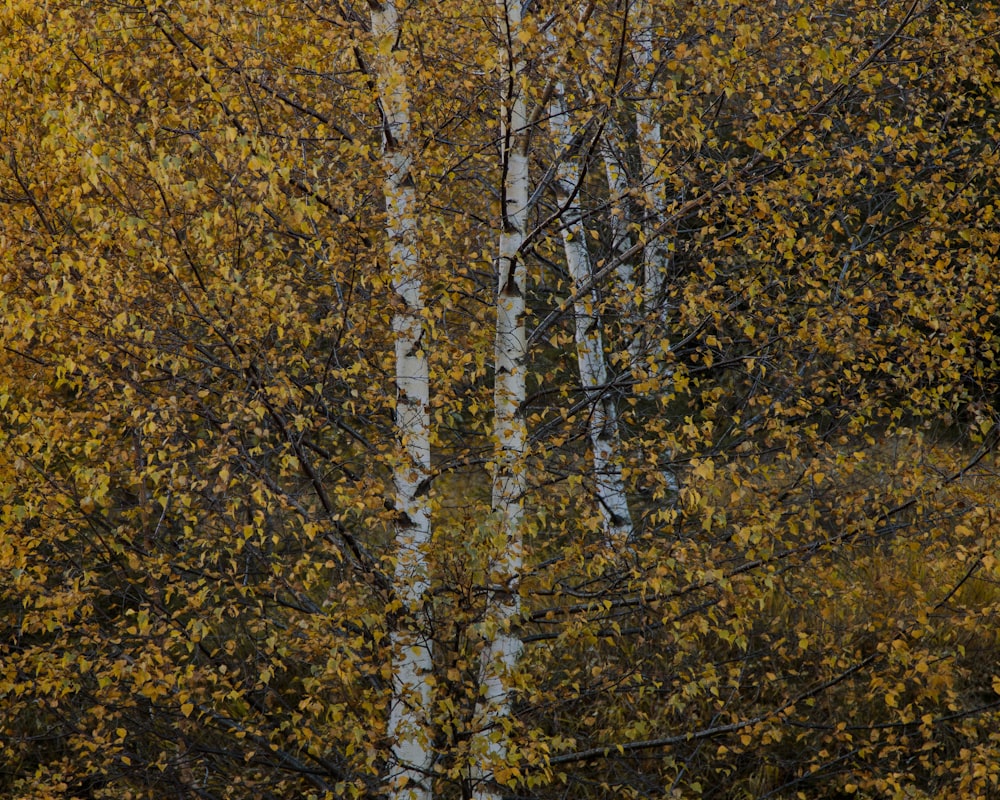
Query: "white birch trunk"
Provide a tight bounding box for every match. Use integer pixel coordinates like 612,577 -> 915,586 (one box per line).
549,79 -> 634,547
599,125 -> 643,364
634,0 -> 671,341
470,0 -> 529,795
633,0 -> 680,497
601,126 -> 635,304
371,3 -> 434,798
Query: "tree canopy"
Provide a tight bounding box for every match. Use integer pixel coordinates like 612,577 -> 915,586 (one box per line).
2,0 -> 1000,798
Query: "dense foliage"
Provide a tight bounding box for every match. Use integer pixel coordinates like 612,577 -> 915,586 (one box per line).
2,0 -> 1000,798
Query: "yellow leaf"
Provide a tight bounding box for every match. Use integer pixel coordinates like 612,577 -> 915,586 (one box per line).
692,459 -> 715,481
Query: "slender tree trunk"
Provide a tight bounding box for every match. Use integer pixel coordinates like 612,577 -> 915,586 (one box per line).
469,0 -> 529,796
600,124 -> 643,363
634,0 -> 671,331
370,3 -> 434,798
549,77 -> 634,547
632,0 -> 680,498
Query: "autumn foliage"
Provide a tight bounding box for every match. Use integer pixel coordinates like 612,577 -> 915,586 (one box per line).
2,0 -> 1000,798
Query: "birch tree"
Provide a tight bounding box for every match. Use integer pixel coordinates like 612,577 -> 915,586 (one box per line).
547,21 -> 634,548
633,0 -> 671,343
468,0 -> 531,795
369,2 -> 434,797
600,126 -> 641,353
630,0 -> 682,498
